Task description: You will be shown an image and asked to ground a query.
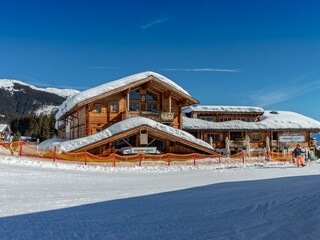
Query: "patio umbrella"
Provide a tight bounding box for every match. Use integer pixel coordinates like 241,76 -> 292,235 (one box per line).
245,134 -> 251,156
209,136 -> 213,146
265,136 -> 270,153
225,137 -> 230,156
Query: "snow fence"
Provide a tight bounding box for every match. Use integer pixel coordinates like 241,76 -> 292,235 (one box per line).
0,141 -> 297,167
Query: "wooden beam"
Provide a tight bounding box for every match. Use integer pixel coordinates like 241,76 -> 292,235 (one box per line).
142,80 -> 152,90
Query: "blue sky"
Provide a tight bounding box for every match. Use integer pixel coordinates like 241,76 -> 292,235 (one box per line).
1,0 -> 320,119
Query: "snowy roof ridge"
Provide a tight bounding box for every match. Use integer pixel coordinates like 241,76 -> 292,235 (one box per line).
56,71 -> 191,120
184,105 -> 265,114
183,110 -> 320,130
57,117 -> 213,152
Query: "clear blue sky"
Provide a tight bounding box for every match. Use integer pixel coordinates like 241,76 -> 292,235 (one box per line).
1,0 -> 320,119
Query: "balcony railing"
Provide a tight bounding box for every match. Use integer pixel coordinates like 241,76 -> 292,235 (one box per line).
122,111 -> 175,123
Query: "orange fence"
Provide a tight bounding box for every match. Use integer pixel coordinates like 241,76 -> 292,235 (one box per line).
0,141 -> 297,167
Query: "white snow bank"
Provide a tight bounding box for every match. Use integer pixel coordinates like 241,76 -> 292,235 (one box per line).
56,71 -> 191,120
57,117 -> 213,152
39,138 -> 65,149
184,110 -> 320,130
0,124 -> 8,132
184,105 -> 264,113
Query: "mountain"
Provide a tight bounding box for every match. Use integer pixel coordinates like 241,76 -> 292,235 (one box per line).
0,79 -> 79,117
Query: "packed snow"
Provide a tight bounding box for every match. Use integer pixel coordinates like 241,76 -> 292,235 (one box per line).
184,110 -> 320,130
57,117 -> 213,152
38,138 -> 65,149
56,71 -> 192,121
0,79 -> 79,98
0,124 -> 8,132
1,155 -> 320,239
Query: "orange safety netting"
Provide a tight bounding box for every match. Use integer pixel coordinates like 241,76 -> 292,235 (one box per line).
269,151 -> 293,162
9,141 -> 296,166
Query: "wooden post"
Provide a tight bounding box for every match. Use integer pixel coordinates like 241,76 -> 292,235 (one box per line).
242,150 -> 245,164
18,141 -> 23,157
193,153 -> 196,166
168,95 -> 172,113
139,152 -> 142,167
127,91 -> 130,111
84,152 -> 87,165
53,146 -> 57,162
168,153 -> 171,166
113,153 -> 116,167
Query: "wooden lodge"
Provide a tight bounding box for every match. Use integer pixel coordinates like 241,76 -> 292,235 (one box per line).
55,72 -> 320,155
55,72 -> 215,155
183,106 -> 320,154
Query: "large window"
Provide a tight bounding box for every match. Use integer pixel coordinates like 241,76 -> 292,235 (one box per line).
207,133 -> 220,142
230,132 -> 243,141
252,133 -> 261,141
111,102 -> 119,112
146,91 -> 158,101
145,90 -> 159,112
130,90 -> 140,100
146,103 -> 159,112
129,103 -> 139,111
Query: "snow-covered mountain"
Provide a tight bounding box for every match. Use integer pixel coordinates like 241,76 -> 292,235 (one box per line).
0,79 -> 79,117
0,79 -> 79,98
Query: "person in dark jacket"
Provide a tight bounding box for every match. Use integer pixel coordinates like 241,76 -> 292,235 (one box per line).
293,144 -> 305,167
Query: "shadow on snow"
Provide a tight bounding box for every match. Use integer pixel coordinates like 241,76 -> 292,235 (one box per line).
1,175 -> 320,240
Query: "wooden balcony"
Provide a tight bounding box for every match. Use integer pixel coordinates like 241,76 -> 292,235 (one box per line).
122,111 -> 174,123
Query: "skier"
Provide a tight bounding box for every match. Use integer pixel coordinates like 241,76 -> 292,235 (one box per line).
292,144 -> 305,167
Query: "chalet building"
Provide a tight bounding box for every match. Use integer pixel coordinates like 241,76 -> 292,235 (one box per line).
55,72 -> 320,155
55,72 -> 215,155
183,106 -> 320,154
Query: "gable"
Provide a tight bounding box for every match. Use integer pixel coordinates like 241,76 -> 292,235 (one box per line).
56,72 -> 198,120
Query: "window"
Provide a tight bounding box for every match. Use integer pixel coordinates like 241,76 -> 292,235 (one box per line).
130,90 -> 140,100
230,132 -> 243,141
111,102 -> 119,112
207,133 -> 220,142
146,103 -> 158,112
238,117 -> 252,122
146,91 -> 158,101
220,118 -> 231,122
201,117 -> 215,122
252,133 -> 261,141
129,103 -> 139,111
95,104 -> 102,113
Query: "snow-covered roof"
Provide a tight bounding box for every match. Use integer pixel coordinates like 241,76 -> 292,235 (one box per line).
57,117 -> 213,152
183,110 -> 320,131
184,105 -> 264,114
0,124 -> 8,132
56,71 -> 192,120
39,138 -> 65,149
